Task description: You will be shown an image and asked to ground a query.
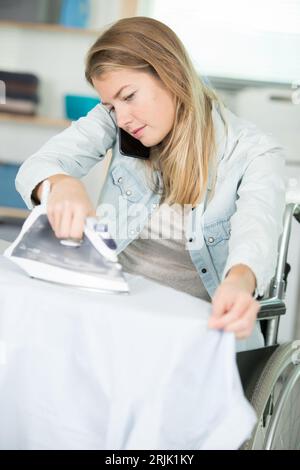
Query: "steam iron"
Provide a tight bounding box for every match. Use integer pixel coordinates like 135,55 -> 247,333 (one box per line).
4,181 -> 129,294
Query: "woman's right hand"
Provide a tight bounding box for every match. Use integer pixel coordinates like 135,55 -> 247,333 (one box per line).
35,175 -> 96,240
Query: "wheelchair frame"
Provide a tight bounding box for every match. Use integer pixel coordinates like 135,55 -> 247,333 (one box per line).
237,202 -> 300,450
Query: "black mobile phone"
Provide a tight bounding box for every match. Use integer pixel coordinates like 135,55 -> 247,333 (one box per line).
118,127 -> 150,160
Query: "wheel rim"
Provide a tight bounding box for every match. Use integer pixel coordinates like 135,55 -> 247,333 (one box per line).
250,365 -> 300,449
267,366 -> 300,449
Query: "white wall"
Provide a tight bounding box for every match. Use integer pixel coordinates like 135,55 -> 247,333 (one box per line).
89,0 -> 122,30
1,34 -> 99,118
0,121 -> 66,163
146,0 -> 300,84
234,87 -> 300,163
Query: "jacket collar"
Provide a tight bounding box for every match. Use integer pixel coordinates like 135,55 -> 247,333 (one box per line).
207,101 -> 228,190
212,101 -> 228,164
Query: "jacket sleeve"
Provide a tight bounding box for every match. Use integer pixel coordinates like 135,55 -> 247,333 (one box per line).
15,104 -> 117,209
221,146 -> 286,298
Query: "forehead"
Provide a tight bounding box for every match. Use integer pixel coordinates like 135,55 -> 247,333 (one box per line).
93,68 -> 160,101
93,68 -> 145,90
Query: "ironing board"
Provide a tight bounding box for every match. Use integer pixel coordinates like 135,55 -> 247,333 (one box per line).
0,255 -> 257,450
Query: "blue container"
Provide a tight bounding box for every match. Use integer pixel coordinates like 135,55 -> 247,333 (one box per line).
59,0 -> 90,28
0,163 -> 27,209
65,94 -> 100,120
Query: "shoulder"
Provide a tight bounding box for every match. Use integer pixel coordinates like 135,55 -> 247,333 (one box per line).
74,103 -> 117,137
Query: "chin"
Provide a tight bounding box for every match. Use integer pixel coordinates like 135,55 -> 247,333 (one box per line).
142,136 -> 164,147
138,136 -> 151,147
140,140 -> 152,148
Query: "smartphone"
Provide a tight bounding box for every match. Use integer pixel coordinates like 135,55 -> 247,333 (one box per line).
118,127 -> 150,160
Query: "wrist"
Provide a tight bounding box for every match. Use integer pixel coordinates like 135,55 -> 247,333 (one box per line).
223,264 -> 256,295
34,174 -> 72,203
47,174 -> 73,188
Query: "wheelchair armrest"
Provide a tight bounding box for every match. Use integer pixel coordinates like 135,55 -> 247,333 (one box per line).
257,296 -> 286,320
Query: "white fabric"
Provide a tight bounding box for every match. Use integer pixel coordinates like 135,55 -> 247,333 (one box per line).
0,256 -> 256,450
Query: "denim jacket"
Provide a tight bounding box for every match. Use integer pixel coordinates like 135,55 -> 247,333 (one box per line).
16,102 -> 286,299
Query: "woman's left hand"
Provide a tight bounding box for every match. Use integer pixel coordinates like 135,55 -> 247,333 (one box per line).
208,267 -> 261,339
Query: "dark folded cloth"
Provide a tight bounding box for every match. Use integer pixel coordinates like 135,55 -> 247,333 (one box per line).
4,81 -> 38,95
0,71 -> 40,110
5,91 -> 39,104
0,71 -> 39,86
0,98 -> 37,116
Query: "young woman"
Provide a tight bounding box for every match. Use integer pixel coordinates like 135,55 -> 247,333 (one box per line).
16,17 -> 286,347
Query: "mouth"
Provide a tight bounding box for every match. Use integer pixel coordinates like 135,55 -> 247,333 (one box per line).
132,126 -> 146,138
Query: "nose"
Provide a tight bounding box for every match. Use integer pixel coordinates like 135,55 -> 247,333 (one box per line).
115,105 -> 132,130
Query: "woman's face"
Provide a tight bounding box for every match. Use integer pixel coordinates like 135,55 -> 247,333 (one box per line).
92,68 -> 176,147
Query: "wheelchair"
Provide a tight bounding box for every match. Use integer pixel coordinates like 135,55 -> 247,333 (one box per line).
237,199 -> 300,450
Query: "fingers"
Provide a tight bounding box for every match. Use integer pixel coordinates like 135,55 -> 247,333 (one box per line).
47,203 -> 86,240
68,206 -> 86,240
223,303 -> 260,337
47,204 -> 63,235
58,205 -> 74,239
208,296 -> 260,339
44,178 -> 96,240
208,294 -> 254,328
208,308 -> 242,328
210,293 -> 234,320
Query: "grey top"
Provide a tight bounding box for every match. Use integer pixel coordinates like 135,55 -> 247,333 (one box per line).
118,203 -> 211,302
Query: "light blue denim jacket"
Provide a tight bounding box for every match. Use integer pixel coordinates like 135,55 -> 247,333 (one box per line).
16,102 -> 286,299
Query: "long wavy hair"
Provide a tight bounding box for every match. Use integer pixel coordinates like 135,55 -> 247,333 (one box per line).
85,16 -> 221,206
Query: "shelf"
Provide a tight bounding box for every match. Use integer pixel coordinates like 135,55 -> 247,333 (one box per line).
0,113 -> 71,128
0,1 -> 139,35
0,20 -> 100,35
0,206 -> 29,219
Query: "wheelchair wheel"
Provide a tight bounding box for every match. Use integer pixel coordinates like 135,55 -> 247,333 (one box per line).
242,341 -> 300,450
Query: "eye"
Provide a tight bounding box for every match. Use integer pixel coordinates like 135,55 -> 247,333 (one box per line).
104,92 -> 135,113
124,92 -> 135,102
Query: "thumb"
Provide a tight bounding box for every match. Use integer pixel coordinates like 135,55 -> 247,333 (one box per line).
208,291 -> 229,327
210,292 -> 225,319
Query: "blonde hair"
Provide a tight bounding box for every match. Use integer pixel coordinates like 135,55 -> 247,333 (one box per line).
85,16 -> 221,206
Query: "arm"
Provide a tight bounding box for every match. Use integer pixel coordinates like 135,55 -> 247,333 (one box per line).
16,104 -> 117,208
221,147 -> 286,298
32,174 -> 70,204
208,263 -> 260,339
224,263 -> 256,295
209,147 -> 286,339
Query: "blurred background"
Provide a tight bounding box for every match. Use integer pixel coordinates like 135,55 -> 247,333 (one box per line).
0,0 -> 299,342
